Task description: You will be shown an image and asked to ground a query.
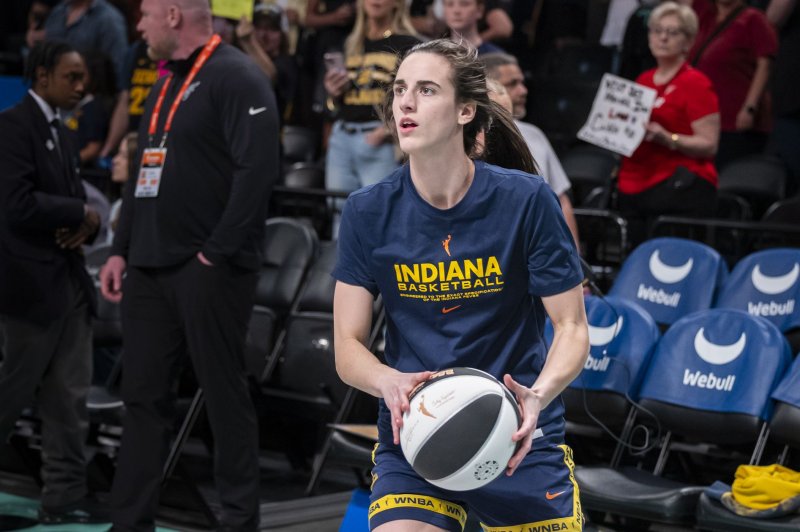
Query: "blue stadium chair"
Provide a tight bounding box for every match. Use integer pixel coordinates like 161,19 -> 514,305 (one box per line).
696,354 -> 800,531
575,309 -> 792,527
547,295 -> 660,467
715,248 -> 800,334
609,237 -> 729,327
546,295 -> 660,428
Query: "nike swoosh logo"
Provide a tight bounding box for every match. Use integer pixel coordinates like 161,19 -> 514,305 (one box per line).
248,106 -> 267,115
441,305 -> 461,314
545,490 -> 566,500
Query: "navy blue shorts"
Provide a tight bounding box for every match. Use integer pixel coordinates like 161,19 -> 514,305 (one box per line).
368,442 -> 583,531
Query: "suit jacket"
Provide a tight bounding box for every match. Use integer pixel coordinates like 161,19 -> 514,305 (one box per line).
0,93 -> 96,325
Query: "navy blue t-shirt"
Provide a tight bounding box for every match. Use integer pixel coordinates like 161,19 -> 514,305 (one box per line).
333,160 -> 583,444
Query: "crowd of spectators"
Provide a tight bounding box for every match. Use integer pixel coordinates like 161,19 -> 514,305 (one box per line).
1,0 -> 797,230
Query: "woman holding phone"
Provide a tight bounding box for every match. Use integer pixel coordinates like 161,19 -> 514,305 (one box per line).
323,0 -> 419,223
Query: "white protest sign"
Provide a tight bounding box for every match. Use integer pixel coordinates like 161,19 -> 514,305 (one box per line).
577,73 -> 657,157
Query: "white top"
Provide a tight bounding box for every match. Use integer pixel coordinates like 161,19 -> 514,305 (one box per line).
600,0 -> 640,47
28,89 -> 63,147
515,119 -> 571,197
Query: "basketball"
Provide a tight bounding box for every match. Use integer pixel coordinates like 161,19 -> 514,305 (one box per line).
400,367 -> 521,491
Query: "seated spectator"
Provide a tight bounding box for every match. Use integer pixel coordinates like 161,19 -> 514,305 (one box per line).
617,1 -> 720,246
690,0 -> 778,169
108,131 -> 136,244
237,2 -> 299,122
443,0 -> 505,53
323,0 -> 419,207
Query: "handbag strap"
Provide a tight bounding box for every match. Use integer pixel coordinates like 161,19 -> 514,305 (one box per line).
690,4 -> 747,66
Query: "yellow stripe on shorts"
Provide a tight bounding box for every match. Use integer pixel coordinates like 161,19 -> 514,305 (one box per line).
480,445 -> 583,532
368,493 -> 467,529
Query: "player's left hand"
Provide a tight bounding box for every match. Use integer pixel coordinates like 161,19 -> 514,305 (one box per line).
503,373 -> 542,476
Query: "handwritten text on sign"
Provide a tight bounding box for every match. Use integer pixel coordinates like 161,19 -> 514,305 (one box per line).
577,74 -> 657,157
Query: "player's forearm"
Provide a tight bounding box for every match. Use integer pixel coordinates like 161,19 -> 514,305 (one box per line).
531,320 -> 589,408
335,336 -> 396,398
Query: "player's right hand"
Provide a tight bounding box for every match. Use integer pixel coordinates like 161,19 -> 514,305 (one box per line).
377,370 -> 433,446
100,255 -> 127,303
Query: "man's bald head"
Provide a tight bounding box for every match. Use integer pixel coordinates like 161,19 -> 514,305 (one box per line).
137,0 -> 213,60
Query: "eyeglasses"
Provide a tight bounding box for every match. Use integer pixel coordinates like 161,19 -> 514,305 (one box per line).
649,26 -> 684,38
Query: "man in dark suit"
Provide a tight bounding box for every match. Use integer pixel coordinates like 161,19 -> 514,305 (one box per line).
0,40 -> 103,524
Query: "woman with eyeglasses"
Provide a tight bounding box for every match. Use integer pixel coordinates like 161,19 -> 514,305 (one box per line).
616,1 -> 720,247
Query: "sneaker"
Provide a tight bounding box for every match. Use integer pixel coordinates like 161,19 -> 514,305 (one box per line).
39,496 -> 110,524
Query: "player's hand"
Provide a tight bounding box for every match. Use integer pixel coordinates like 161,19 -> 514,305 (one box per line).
377,369 -> 433,445
503,374 -> 543,476
100,255 -> 127,303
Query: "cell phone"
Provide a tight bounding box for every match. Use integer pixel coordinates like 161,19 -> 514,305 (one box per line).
324,51 -> 345,72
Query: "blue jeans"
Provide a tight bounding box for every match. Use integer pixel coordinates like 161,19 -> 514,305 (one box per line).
326,120 -> 399,235
325,120 -> 399,193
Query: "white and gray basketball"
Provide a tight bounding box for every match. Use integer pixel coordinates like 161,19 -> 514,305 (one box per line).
400,367 -> 521,491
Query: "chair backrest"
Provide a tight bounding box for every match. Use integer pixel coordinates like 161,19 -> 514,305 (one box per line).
637,309 -> 791,443
547,296 -> 660,429
770,355 -> 800,449
254,217 -> 318,310
715,248 -> 800,333
283,163 -> 325,189
246,218 -> 318,378
281,125 -> 318,164
718,155 -> 787,217
609,237 -> 728,326
547,295 -> 660,396
560,144 -> 619,207
297,240 -> 337,313
762,194 -> 800,225
714,192 -> 753,221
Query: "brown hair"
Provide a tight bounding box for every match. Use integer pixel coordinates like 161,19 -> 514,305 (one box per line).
380,39 -> 537,174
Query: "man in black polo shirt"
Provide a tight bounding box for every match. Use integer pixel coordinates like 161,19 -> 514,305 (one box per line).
99,0 -> 279,529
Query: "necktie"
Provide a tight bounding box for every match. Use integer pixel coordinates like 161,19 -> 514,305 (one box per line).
50,117 -> 64,161
50,117 -> 78,195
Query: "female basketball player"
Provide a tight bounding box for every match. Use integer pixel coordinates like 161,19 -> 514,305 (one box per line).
332,39 -> 589,531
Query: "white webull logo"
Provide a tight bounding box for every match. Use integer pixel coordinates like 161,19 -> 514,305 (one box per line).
751,263 -> 799,295
588,317 -> 623,347
694,328 -> 746,365
649,250 -> 694,284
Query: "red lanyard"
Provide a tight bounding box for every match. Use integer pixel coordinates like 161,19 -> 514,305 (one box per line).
148,34 -> 222,146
